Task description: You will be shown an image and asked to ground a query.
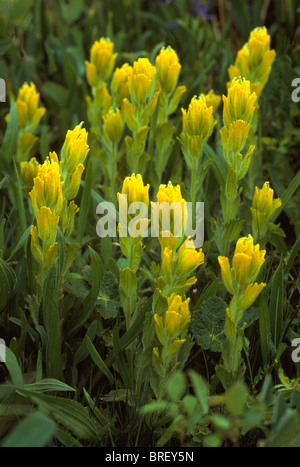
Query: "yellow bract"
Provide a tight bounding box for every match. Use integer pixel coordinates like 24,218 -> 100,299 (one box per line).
15,83 -> 46,131
154,293 -> 190,355
251,181 -> 282,238
29,158 -> 64,216
181,95 -> 216,158
176,238 -> 205,277
128,58 -> 156,105
111,63 -> 133,105
102,108 -> 124,146
118,173 -> 150,207
228,27 -> 276,99
60,123 -> 89,200
154,182 -> 187,249
218,235 -> 266,309
223,77 -> 257,129
36,206 -> 59,244
155,46 -> 181,96
85,37 -> 117,86
201,90 -> 221,113
20,157 -> 39,187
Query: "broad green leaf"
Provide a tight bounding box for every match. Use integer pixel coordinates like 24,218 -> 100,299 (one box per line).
225,381 -> 248,416
1,411 -> 56,447
97,271 -> 120,319
192,296 -> 227,352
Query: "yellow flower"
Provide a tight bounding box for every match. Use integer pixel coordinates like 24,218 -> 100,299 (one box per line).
85,37 -> 117,86
223,77 -> 257,130
155,46 -> 181,95
102,107 -> 124,146
251,182 -> 282,237
220,119 -> 251,156
111,63 -> 133,105
44,243 -> 58,269
129,58 -> 157,105
118,173 -> 149,207
228,27 -> 276,99
61,123 -> 89,174
181,95 -> 216,159
218,234 -> 266,294
153,182 -> 187,246
167,338 -> 186,356
233,235 -> 266,285
202,90 -> 221,113
36,206 -> 59,245
15,83 -> 46,131
238,282 -> 266,310
176,238 -> 205,277
30,225 -> 44,264
20,157 -> 39,187
165,310 -> 182,338
60,200 -> 80,238
60,123 -> 89,200
167,293 -> 191,333
29,158 -> 64,215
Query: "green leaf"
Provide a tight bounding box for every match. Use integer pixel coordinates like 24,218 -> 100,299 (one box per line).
4,347 -> 24,386
166,371 -> 186,402
192,296 -> 227,352
16,389 -> 98,440
24,379 -> 75,394
225,381 -> 248,416
97,271 -> 120,319
85,336 -> 114,384
68,247 -> 103,335
189,370 -> 208,415
42,261 -> 62,380
0,97 -> 18,165
1,411 -> 56,447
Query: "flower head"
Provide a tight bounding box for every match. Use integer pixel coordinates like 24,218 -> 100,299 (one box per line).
223,77 -> 257,129
155,46 -> 181,95
85,37 -> 117,86
111,63 -> 133,105
228,27 -> 276,98
181,95 -> 216,161
15,83 -> 45,132
251,181 -> 282,238
118,173 -> 149,207
129,58 -> 157,105
218,235 -> 266,309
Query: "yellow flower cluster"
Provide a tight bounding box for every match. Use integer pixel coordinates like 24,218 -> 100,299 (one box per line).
180,95 -> 217,166
7,82 -> 46,161
154,293 -> 191,357
85,37 -> 117,87
218,235 -> 266,314
29,124 -> 89,272
228,27 -> 276,99
15,82 -> 46,132
220,77 -> 256,179
251,181 -> 282,240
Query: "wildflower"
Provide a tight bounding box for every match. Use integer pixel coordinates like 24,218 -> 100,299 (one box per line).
181,95 -> 216,161
102,107 -> 124,147
128,58 -> 157,105
161,238 -> 204,294
218,235 -> 266,310
154,294 -> 190,344
29,158 -> 64,216
111,63 -> 133,105
228,27 -> 276,99
60,123 -> 89,200
223,77 -> 257,130
155,46 -> 181,96
20,157 -> 39,187
15,83 -> 46,132
202,90 -> 221,113
36,206 -> 59,245
251,181 -> 282,239
85,37 -> 117,86
153,181 -> 187,249
118,173 -> 150,207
